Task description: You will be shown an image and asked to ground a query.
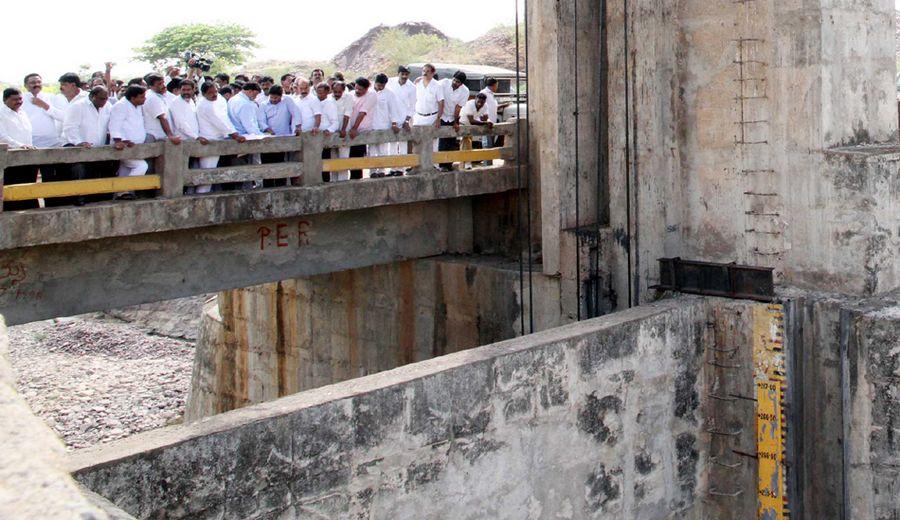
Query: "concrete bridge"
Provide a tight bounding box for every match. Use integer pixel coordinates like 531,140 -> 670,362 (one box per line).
0,122 -> 524,325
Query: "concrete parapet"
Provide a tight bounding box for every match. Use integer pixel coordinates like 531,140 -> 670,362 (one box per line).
0,316 -> 114,519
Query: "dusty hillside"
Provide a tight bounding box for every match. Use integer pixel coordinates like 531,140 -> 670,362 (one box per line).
333,22 -> 452,72
243,22 -> 523,77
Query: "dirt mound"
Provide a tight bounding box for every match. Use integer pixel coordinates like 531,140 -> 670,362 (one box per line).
334,22 -> 450,73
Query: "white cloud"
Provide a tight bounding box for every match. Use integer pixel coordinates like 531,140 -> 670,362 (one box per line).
2,0 -> 519,83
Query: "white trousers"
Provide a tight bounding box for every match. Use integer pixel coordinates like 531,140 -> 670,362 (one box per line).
391,141 -> 409,156
195,156 -> 219,194
413,113 -> 440,153
369,141 -> 392,173
332,147 -> 350,182
116,159 -> 148,177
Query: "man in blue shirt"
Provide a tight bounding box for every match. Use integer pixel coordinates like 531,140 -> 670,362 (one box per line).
258,86 -> 300,137
226,82 -> 264,187
227,82 -> 263,136
257,85 -> 301,186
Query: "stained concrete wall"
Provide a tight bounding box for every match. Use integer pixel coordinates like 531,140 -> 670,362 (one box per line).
0,317 -> 116,519
186,255 -> 562,422
71,298 -> 712,519
532,0 -> 899,309
842,291 -> 900,520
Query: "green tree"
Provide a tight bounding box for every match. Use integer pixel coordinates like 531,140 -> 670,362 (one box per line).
133,23 -> 259,72
373,28 -> 448,70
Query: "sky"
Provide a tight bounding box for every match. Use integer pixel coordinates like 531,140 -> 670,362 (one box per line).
0,0 -> 519,84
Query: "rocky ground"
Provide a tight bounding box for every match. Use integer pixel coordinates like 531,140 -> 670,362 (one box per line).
7,315 -> 196,451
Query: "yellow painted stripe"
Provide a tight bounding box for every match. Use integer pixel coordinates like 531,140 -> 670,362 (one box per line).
754,303 -> 789,520
321,155 -> 420,173
433,148 -> 503,164
3,176 -> 162,201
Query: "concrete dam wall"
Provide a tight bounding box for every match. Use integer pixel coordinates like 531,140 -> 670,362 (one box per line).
70,298 -> 714,519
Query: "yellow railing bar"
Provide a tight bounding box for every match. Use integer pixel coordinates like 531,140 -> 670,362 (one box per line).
3,176 -> 162,201
322,155 -> 420,173
433,149 -> 503,164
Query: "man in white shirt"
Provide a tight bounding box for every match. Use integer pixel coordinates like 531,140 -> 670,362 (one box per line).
62,86 -> 114,205
461,94 -> 493,127
480,78 -> 500,124
108,85 -> 150,200
0,88 -> 38,210
414,64 -> 445,169
459,93 -> 493,170
54,73 -> 89,114
63,86 -> 112,147
413,64 -> 444,129
317,83 -> 340,135
438,71 -> 471,171
308,82 -> 341,183
164,78 -> 181,107
386,66 -> 416,166
370,74 -> 405,178
480,77 -> 503,152
196,81 -> 245,193
329,81 -> 355,182
142,74 -> 181,145
21,74 -> 64,148
23,73 -> 86,205
293,78 -> 322,134
167,80 -> 200,141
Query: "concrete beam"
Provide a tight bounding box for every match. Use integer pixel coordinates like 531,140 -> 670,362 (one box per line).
0,199 -> 474,325
0,167 -> 518,250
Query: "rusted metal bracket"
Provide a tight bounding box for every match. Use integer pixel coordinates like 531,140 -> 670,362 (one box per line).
653,258 -> 775,302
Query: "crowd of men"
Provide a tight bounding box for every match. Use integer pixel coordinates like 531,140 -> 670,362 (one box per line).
0,62 -> 504,210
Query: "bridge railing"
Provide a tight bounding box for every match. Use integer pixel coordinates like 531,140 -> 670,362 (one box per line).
0,121 -> 521,210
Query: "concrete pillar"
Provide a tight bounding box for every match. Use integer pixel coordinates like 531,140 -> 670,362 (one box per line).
528,0 -> 606,320
185,257 -> 562,421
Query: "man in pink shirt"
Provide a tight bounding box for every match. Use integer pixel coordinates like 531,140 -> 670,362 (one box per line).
347,77 -> 377,179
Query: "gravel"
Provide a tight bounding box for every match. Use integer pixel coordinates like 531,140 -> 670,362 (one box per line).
6,316 -> 195,451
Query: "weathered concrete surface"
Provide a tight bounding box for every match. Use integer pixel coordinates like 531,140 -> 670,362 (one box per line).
71,298 -> 711,519
0,316 -> 111,519
0,199 -> 475,326
185,255 -> 562,422
842,291 -> 900,520
670,0 -> 898,295
783,147 -> 899,295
